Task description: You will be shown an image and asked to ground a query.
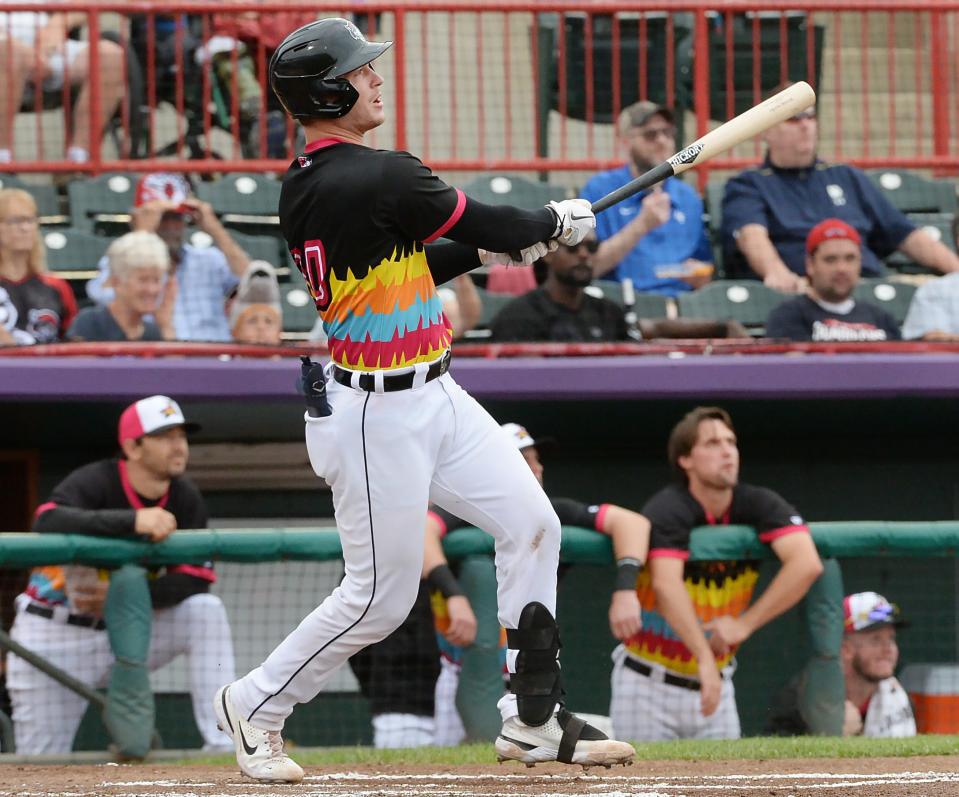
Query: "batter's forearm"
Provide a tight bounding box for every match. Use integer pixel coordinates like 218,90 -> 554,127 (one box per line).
425,242 -> 482,284
33,506 -> 137,537
444,198 -> 556,252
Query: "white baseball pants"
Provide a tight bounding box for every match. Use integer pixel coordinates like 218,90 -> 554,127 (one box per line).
230,371 -> 561,731
6,593 -> 236,754
609,646 -> 741,741
433,658 -> 467,746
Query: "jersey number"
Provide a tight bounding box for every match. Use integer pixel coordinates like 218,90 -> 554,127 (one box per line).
291,239 -> 331,311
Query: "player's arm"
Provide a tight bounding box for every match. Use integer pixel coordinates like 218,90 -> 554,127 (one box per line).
149,480 -> 213,608
423,511 -> 477,647
32,465 -> 138,538
597,505 -> 649,641
649,555 -> 721,716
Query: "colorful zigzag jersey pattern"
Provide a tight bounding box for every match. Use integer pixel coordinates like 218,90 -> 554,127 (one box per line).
24,566 -> 68,607
319,244 -> 453,371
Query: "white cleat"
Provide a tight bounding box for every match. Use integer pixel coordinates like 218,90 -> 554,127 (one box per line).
495,707 -> 635,768
214,684 -> 304,783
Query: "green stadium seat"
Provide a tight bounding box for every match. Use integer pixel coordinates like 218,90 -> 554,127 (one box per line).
195,173 -> 282,232
0,175 -> 66,225
67,172 -> 138,234
461,174 -> 567,209
586,280 -> 624,305
189,229 -> 286,272
853,279 -> 917,327
867,170 -> 958,215
677,280 -> 790,328
475,287 -> 519,329
885,212 -> 957,274
281,281 -> 318,335
42,228 -> 110,278
585,281 -> 670,318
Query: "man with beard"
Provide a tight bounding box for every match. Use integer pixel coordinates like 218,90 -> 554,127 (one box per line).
488,233 -> 750,342
767,591 -> 915,738
580,101 -> 714,296
765,218 -> 901,342
609,406 -> 823,740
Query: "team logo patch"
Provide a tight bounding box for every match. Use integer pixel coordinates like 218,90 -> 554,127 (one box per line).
826,184 -> 847,206
344,20 -> 365,42
297,156 -> 313,168
160,402 -> 179,418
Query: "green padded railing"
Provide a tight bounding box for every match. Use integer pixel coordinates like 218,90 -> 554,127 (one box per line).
2,522 -> 959,567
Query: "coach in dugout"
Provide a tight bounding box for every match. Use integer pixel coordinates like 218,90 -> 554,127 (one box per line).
765,219 -> 900,342
721,83 -> 959,293
609,406 -> 823,741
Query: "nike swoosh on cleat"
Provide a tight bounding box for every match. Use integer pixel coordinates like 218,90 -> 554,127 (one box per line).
238,723 -> 258,756
499,735 -> 537,751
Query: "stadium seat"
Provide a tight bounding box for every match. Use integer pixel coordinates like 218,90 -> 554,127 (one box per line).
42,228 -> 110,278
867,170 -> 958,215
475,287 -> 518,329
677,280 -> 790,329
885,212 -> 957,274
853,279 -> 917,327
67,173 -> 138,234
195,173 -> 282,233
0,176 -> 66,225
461,174 -> 567,208
280,281 -> 318,336
585,281 -> 671,318
190,229 -> 287,273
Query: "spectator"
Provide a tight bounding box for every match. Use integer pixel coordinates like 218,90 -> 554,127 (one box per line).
721,84 -> 959,292
580,101 -> 713,296
767,591 -> 915,738
609,406 -> 823,741
0,187 -> 76,345
87,173 -> 251,342
437,274 -> 482,340
902,218 -> 959,340
489,234 -> 748,342
0,10 -> 123,165
68,231 -> 175,342
230,261 -> 283,345
5,395 -> 235,754
766,219 -> 901,342
424,423 -> 649,746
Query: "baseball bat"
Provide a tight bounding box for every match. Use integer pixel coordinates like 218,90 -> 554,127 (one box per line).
590,81 -> 817,214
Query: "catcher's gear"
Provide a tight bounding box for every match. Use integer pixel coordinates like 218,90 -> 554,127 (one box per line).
269,18 -> 393,120
546,199 -> 596,246
506,601 -> 564,726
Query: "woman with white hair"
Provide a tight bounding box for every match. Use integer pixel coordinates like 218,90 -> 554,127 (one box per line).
68,231 -> 176,341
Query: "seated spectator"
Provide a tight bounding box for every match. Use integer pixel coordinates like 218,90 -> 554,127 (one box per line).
0,10 -> 124,165
87,173 -> 251,342
767,591 -> 915,738
722,84 -> 959,292
766,219 -> 901,342
580,101 -> 713,296
488,234 -> 748,342
230,261 -> 283,345
902,218 -> 959,340
0,188 -> 76,345
5,395 -> 236,754
68,231 -> 174,342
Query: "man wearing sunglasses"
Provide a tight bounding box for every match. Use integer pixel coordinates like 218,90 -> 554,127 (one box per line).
581,101 -> 714,297
722,83 -> 959,292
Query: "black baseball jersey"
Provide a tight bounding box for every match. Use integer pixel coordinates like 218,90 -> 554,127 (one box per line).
280,139 -> 555,370
489,287 -> 629,342
766,295 -> 901,342
30,459 -> 213,609
627,483 -> 808,675
0,273 -> 77,344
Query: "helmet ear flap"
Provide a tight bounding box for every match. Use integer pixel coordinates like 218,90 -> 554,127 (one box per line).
310,78 -> 360,119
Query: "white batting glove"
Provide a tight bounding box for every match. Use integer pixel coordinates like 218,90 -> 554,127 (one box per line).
547,198 -> 595,246
478,240 -> 556,267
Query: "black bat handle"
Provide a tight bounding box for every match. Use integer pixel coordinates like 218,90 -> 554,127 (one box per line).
590,161 -> 675,214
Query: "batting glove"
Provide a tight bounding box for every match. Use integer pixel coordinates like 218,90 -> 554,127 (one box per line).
478,240 -> 557,267
298,356 -> 332,418
546,198 -> 595,246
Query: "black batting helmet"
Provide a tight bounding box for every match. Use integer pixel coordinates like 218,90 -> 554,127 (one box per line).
269,18 -> 393,121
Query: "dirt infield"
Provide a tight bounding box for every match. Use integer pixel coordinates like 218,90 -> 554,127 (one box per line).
3,757 -> 959,797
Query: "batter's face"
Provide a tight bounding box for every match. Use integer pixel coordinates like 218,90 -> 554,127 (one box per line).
806,238 -> 861,303
679,419 -> 739,490
622,113 -> 676,173
521,447 -> 544,486
129,426 -> 190,479
843,626 -> 899,684
764,107 -> 818,168
344,62 -> 385,133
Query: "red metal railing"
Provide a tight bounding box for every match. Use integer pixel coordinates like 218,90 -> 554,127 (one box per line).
1,0 -> 958,184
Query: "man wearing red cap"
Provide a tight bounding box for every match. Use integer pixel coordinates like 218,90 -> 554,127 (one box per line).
5,395 -> 235,754
765,218 -> 901,342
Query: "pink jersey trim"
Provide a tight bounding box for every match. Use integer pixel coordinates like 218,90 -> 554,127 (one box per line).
167,563 -> 217,583
34,501 -> 58,518
648,548 -> 690,561
595,503 -> 610,532
118,460 -> 169,511
427,510 -> 448,538
304,137 -> 349,153
423,189 -> 466,243
758,524 -> 809,543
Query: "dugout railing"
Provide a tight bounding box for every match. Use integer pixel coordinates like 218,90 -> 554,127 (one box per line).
3,1 -> 959,184
1,522 -> 958,754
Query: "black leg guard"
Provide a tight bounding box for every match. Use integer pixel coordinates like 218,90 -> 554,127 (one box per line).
506,602 -> 564,726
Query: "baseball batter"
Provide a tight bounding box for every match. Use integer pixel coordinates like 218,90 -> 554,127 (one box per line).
213,18 -> 634,782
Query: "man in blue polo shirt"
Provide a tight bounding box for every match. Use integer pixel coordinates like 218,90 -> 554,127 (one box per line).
581,102 -> 713,297
721,85 -> 959,292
